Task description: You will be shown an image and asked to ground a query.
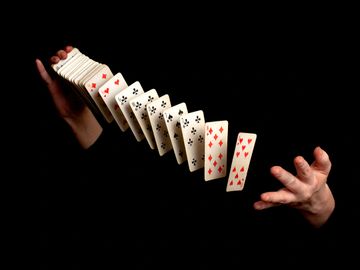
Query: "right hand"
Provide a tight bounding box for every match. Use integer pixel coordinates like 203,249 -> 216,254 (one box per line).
35,46 -> 103,149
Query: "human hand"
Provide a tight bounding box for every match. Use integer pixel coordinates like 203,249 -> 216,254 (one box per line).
35,46 -> 102,149
254,146 -> 335,228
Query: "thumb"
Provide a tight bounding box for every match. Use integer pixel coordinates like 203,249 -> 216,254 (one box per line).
312,146 -> 332,175
35,58 -> 54,86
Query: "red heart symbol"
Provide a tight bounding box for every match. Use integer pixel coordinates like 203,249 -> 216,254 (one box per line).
237,180 -> 242,185
248,139 -> 252,144
232,167 -> 236,172
104,88 -> 109,94
242,145 -> 246,150
229,180 -> 233,186
235,173 -> 239,179
115,79 -> 119,85
102,74 -> 107,79
244,152 -> 249,158
239,138 -> 243,144
236,152 -> 240,157
240,166 -> 244,172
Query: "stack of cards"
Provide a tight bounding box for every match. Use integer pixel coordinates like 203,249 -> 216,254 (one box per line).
52,47 -> 257,191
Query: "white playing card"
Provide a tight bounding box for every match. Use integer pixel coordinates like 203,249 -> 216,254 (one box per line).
51,48 -> 81,72
163,103 -> 188,165
98,72 -> 129,131
115,81 -> 145,142
129,89 -> 159,149
204,121 -> 229,181
226,132 -> 257,192
146,94 -> 172,156
83,65 -> 114,123
180,110 -> 206,172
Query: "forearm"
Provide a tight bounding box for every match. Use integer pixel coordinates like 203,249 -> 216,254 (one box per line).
65,107 -> 103,149
300,184 -> 335,228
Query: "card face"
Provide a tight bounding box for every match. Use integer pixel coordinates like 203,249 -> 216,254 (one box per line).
115,81 -> 145,142
129,89 -> 159,149
98,72 -> 129,131
146,94 -> 172,156
226,132 -> 257,191
84,65 -> 114,123
204,121 -> 228,181
163,103 -> 188,164
180,110 -> 205,172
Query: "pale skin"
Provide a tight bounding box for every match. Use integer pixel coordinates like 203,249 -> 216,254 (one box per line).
35,46 -> 335,228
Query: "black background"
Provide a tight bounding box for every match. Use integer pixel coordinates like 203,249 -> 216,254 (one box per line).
11,7 -> 359,268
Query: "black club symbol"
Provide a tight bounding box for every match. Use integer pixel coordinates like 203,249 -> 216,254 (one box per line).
195,116 -> 201,123
167,114 -> 173,123
187,138 -> 194,146
198,135 -> 204,143
192,158 -> 197,166
120,96 -> 127,105
161,101 -> 167,108
178,109 -> 183,115
156,124 -> 161,131
148,96 -> 154,102
141,113 -> 147,120
176,121 -> 181,128
130,112 -> 135,119
201,154 -> 205,160
174,133 -> 179,140
133,88 -> 139,95
133,101 -> 142,111
161,143 -> 166,149
149,106 -> 156,115
191,127 -> 196,135
163,130 -> 168,137
158,113 -> 163,120
179,151 -> 183,157
146,125 -> 152,131
183,119 -> 189,128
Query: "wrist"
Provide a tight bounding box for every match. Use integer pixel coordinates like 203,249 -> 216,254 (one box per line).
65,107 -> 103,149
301,184 -> 335,228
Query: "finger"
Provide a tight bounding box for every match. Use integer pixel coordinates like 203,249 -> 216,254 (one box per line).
35,59 -> 53,85
312,146 -> 332,175
270,166 -> 305,193
294,156 -> 314,184
65,45 -> 73,53
260,189 -> 297,204
56,49 -> 67,60
253,200 -> 280,210
50,55 -> 60,64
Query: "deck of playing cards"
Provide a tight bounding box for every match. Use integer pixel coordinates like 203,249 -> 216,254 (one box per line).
51,47 -> 257,191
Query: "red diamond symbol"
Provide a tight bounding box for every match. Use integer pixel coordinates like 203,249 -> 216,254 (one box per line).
208,169 -> 212,175
214,134 -> 218,140
208,155 -> 212,161
218,153 -> 223,159
208,142 -> 213,148
209,128 -> 213,134
213,161 -> 217,167
102,74 -> 107,79
219,140 -> 223,147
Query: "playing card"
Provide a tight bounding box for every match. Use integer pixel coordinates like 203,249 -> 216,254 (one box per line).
180,110 -> 205,172
226,132 -> 257,191
129,89 -> 159,149
204,120 -> 228,181
98,72 -> 129,131
115,81 -> 145,142
83,65 -> 114,123
163,103 -> 188,165
146,94 -> 172,156
51,47 -> 81,72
